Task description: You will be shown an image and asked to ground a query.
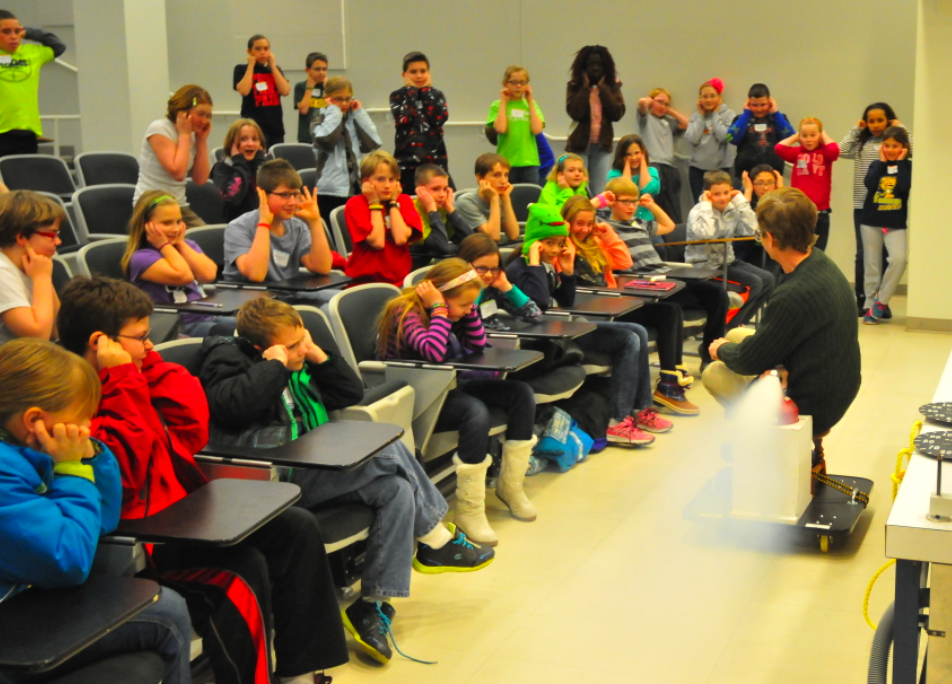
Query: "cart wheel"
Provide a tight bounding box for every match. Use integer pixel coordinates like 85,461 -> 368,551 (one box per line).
819,536 -> 830,553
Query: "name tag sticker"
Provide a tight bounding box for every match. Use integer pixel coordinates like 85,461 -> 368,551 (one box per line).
480,300 -> 499,318
170,287 -> 188,304
510,108 -> 527,120
753,123 -> 768,132
0,55 -> 11,64
255,81 -> 269,91
273,249 -> 291,267
797,158 -> 808,169
888,166 -> 898,175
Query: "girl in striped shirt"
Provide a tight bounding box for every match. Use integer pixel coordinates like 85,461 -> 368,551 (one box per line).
839,102 -> 912,315
376,258 -> 537,547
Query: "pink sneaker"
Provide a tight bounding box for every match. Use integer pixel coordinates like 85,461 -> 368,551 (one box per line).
606,416 -> 655,447
636,408 -> 673,433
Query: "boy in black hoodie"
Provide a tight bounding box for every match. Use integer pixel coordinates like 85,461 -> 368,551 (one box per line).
199,298 -> 493,665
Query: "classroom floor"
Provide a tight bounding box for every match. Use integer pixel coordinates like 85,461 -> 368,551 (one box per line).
327,295 -> 950,684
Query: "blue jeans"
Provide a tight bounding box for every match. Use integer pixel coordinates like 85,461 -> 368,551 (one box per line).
0,588 -> 193,684
577,321 -> 652,419
291,441 -> 449,599
508,166 -> 540,185
576,143 -> 614,195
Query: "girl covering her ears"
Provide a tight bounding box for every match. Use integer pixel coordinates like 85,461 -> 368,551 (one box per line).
538,153 -> 613,213
212,118 -> 274,222
774,117 -> 840,251
133,84 -> 214,226
123,191 -> 237,337
505,204 -> 665,446
606,134 -> 660,222
685,78 -> 736,203
376,258 -> 538,547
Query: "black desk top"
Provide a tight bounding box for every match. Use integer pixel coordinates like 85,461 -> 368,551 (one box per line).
486,318 -> 597,339
384,346 -> 544,372
201,420 -> 404,470
264,272 -> 352,292
154,288 -> 275,315
113,479 -> 300,546
577,279 -> 687,300
0,576 -> 160,672
618,266 -> 719,281
556,294 -> 644,318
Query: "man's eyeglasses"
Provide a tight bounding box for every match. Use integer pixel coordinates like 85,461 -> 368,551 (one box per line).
473,266 -> 501,276
116,329 -> 152,344
269,191 -> 303,201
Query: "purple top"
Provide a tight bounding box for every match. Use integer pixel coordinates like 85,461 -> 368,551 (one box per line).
383,307 -> 495,379
129,239 -> 209,324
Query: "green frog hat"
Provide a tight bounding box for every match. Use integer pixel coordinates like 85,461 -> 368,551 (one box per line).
522,203 -> 568,257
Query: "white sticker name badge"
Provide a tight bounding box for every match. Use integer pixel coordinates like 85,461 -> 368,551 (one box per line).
0,55 -> 11,65
888,166 -> 898,175
510,108 -> 527,120
255,81 -> 269,92
480,299 -> 500,319
273,249 -> 291,267
753,123 -> 768,132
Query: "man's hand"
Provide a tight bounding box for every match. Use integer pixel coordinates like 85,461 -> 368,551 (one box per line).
95,334 -> 133,369
708,337 -> 729,361
262,344 -> 290,366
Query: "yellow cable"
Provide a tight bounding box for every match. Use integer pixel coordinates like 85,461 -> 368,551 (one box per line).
864,420 -> 922,629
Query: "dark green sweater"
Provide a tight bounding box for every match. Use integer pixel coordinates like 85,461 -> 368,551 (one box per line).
718,248 -> 861,435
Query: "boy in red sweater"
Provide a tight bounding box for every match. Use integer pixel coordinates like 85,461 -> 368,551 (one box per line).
56,276 -> 347,684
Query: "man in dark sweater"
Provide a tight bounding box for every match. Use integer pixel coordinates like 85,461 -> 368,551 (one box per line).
702,187 -> 861,441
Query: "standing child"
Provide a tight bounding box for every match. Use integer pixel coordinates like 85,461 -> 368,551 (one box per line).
486,65 -> 545,185
637,88 -> 689,223
774,118 -> 840,251
0,190 -> 62,345
377,259 -> 538,545
391,51 -> 449,192
606,134 -> 661,222
294,51 -> 328,144
344,150 -> 422,286
860,127 -> 911,324
685,79 -> 736,203
124,191 -> 236,337
312,76 -> 382,229
840,102 -> 912,316
506,204 -> 660,445
412,164 -> 473,260
565,45 -> 625,195
454,153 -> 520,242
0,338 -> 193,684
727,83 -> 794,179
234,34 -> 291,147
212,118 -> 273,222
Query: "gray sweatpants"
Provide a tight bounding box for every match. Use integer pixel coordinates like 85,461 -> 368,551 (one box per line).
861,224 -> 908,308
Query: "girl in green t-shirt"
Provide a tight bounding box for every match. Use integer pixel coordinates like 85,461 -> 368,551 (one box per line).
486,65 -> 545,185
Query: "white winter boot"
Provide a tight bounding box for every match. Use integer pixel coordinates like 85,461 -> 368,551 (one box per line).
495,436 -> 538,522
453,454 -> 498,547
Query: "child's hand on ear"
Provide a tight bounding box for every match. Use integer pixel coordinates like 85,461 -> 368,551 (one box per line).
444,186 -> 456,212
556,173 -> 569,189
697,98 -> 706,115
95,334 -> 133,369
730,188 -> 741,200
351,99 -> 362,111
858,119 -> 867,129
145,221 -> 169,250
741,171 -> 753,195
603,190 -> 616,206
528,240 -> 543,266
257,187 -> 274,226
594,221 -> 610,236
35,420 -> 94,463
477,179 -> 497,200
361,181 -> 380,204
890,118 -> 903,128
416,280 -> 445,309
558,240 -> 576,274
638,194 -> 655,208
491,268 -> 512,292
21,244 -> 52,281
743,98 -> 751,111
175,110 -> 192,137
773,170 -> 784,188
247,54 -> 257,66
416,186 -> 437,213
878,146 -> 888,162
302,329 -> 328,364
500,87 -> 510,103
702,190 -> 714,204
194,120 -> 211,143
262,344 -> 290,366
898,147 -> 909,160
294,186 -> 321,223
499,182 -> 513,200
525,85 -> 534,102
769,97 -> 779,114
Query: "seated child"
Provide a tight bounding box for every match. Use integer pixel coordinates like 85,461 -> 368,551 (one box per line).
344,150 -> 422,286
313,76 -> 383,228
738,163 -> 783,264
294,51 -> 328,144
726,83 -> 794,179
124,191 -> 236,337
686,170 -> 775,328
223,159 -> 342,290
378,259 -> 537,545
505,204 -> 660,446
454,153 -> 520,242
607,134 -> 661,222
599,177 -> 729,369
538,153 -> 590,211
0,190 -> 63,345
412,164 -> 473,260
391,51 -> 449,192
56,277 -> 349,684
199,298 -> 493,664
0,338 -> 192,684
457,233 -> 542,329
212,118 -> 273,222
562,195 -> 697,416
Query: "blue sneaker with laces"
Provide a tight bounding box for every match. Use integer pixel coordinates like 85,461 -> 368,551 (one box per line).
342,599 -> 396,664
412,523 -> 495,574
864,301 -> 886,325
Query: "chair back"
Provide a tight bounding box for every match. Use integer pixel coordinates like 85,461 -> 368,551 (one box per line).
298,168 -> 317,194
270,143 -> 317,171
72,184 -> 135,239
0,154 -> 76,200
186,224 -> 227,274
75,152 -> 140,187
660,223 -> 688,263
185,181 -> 225,225
509,183 -> 542,223
329,205 -> 352,256
327,284 -> 400,370
154,338 -> 205,377
51,255 -> 73,297
294,306 -> 341,357
211,146 -> 225,163
403,266 -> 430,288
36,191 -> 84,251
76,237 -> 127,280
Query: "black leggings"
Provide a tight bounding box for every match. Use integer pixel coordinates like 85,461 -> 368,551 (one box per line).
151,507 -> 348,683
668,280 -> 728,363
622,300 -> 684,370
434,379 -> 537,463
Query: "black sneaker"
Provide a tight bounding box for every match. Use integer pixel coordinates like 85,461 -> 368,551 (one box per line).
342,600 -> 396,664
412,523 -> 495,574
